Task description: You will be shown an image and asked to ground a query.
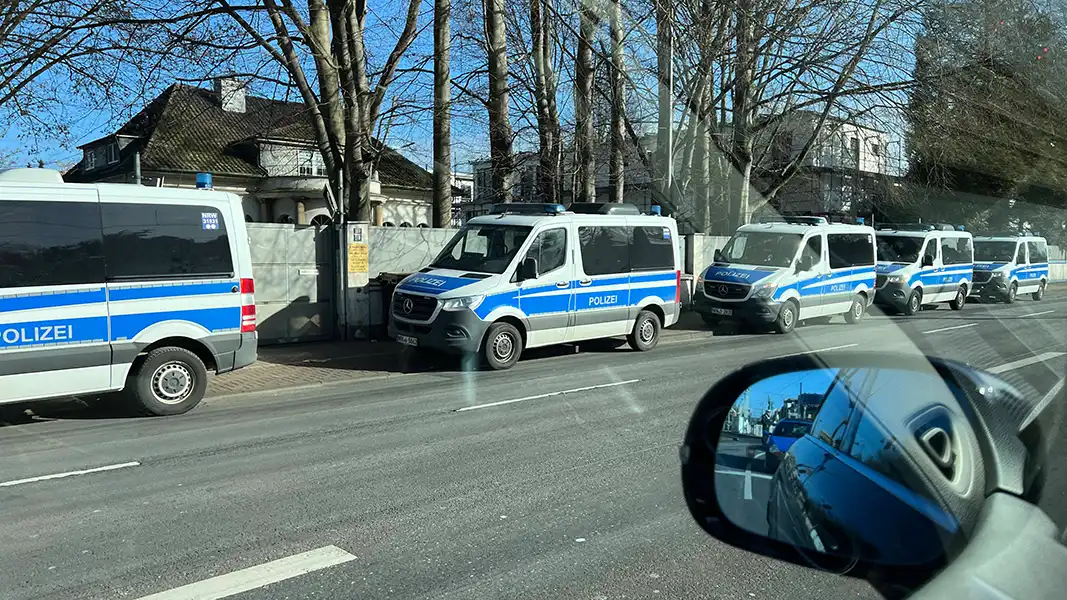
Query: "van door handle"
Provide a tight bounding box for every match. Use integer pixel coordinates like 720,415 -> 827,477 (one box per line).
579,279 -> 592,286
556,281 -> 569,288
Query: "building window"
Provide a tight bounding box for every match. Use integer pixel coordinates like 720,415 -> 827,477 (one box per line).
0,200 -> 105,288
276,214 -> 294,224
298,149 -> 327,177
85,150 -> 97,171
870,143 -> 882,157
105,143 -> 119,164
383,221 -> 396,227
400,222 -> 412,227
100,203 -> 234,280
417,223 -> 429,228
309,214 -> 331,228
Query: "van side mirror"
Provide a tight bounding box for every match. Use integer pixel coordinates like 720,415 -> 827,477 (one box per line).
922,254 -> 935,267
714,249 -> 724,263
795,255 -> 813,273
519,257 -> 539,281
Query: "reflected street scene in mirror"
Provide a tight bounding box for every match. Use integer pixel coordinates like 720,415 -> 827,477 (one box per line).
715,367 -> 971,567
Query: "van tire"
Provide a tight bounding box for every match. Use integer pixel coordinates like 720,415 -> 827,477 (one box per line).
628,310 -> 661,351
1033,281 -> 1046,301
844,296 -> 866,324
949,286 -> 967,311
126,347 -> 208,416
903,290 -> 922,316
482,321 -> 523,370
1006,282 -> 1018,304
774,301 -> 798,334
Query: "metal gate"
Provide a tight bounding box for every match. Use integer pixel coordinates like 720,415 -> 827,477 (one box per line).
247,223 -> 336,345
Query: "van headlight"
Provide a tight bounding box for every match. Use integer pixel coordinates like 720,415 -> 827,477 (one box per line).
442,295 -> 484,311
885,274 -> 905,284
991,271 -> 1007,280
752,284 -> 778,299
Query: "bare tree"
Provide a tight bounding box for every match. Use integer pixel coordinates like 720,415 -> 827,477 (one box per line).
574,1 -> 597,203
608,0 -> 625,203
484,0 -> 513,202
530,0 -> 562,203
434,0 -> 453,226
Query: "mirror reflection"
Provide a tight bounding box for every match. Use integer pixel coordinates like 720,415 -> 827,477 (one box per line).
715,367 -> 965,567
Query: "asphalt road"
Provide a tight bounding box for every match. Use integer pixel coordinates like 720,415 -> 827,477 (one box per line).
2,291 -> 1066,600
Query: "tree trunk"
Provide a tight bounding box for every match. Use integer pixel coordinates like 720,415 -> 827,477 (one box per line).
731,0 -> 756,228
531,0 -> 560,204
575,3 -> 597,203
433,0 -> 452,226
655,1 -> 674,201
609,0 -> 625,204
484,0 -> 513,202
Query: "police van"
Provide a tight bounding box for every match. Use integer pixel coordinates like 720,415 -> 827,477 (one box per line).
692,217 -> 877,333
971,233 -> 1049,303
388,203 -> 681,370
874,223 -> 974,315
0,169 -> 257,415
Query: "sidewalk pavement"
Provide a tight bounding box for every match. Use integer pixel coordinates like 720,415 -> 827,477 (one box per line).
206,311 -> 713,398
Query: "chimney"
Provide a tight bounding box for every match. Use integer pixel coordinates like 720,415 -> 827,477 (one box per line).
214,75 -> 246,113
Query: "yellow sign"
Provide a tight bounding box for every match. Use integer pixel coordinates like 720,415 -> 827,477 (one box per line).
347,243 -> 369,273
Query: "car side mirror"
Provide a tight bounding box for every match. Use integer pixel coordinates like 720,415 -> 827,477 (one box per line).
679,352 -> 1004,586
922,254 -> 935,267
519,257 -> 539,281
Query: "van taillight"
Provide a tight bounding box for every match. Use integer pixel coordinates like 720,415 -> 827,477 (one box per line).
675,270 -> 681,303
240,277 -> 257,332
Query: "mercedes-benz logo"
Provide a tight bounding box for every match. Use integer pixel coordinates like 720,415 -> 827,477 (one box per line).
718,284 -> 730,297
402,298 -> 414,314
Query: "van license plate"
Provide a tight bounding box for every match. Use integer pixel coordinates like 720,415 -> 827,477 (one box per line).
396,334 -> 418,347
710,307 -> 733,316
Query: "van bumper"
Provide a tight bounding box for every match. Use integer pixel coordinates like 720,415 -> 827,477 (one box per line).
232,331 -> 258,370
970,280 -> 1011,300
874,282 -> 910,310
692,293 -> 782,324
389,309 -> 489,354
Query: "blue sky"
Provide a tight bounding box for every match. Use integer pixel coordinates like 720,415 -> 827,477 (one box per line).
742,369 -> 838,414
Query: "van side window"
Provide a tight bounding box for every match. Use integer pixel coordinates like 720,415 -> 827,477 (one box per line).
810,371 -> 857,448
1028,241 -> 1048,264
528,228 -> 567,275
921,239 -> 938,263
827,233 -> 874,268
578,226 -> 630,275
101,203 -> 234,280
940,237 -> 970,265
801,235 -> 822,266
631,226 -> 675,271
0,200 -> 105,288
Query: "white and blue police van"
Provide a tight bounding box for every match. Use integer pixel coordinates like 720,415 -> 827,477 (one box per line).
873,223 -> 974,315
387,203 -> 682,370
970,233 -> 1049,303
0,168 -> 257,416
692,217 -> 877,333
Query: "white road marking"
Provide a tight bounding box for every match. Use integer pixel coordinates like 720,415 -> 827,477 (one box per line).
987,352 -> 1066,375
770,343 -> 858,360
922,323 -> 978,334
1020,310 -> 1055,318
743,468 -> 753,500
453,379 -> 641,412
133,545 -> 356,600
1022,379 -> 1065,429
0,461 -> 140,488
714,467 -> 773,480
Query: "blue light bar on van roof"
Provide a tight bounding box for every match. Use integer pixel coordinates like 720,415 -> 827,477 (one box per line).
489,203 -> 566,216
758,216 -> 828,226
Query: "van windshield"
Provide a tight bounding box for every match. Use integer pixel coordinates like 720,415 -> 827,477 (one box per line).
876,235 -> 924,263
719,232 -> 802,267
974,241 -> 1017,262
430,224 -> 532,274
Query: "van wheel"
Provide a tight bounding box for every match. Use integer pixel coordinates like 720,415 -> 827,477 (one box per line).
628,310 -> 661,351
903,290 -> 922,316
774,301 -> 798,334
1006,282 -> 1018,304
1033,281 -> 1046,301
482,321 -> 523,370
844,296 -> 866,324
949,286 -> 967,311
127,347 -> 208,416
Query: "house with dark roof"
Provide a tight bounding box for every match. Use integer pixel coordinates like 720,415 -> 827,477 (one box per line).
65,77 -> 437,227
